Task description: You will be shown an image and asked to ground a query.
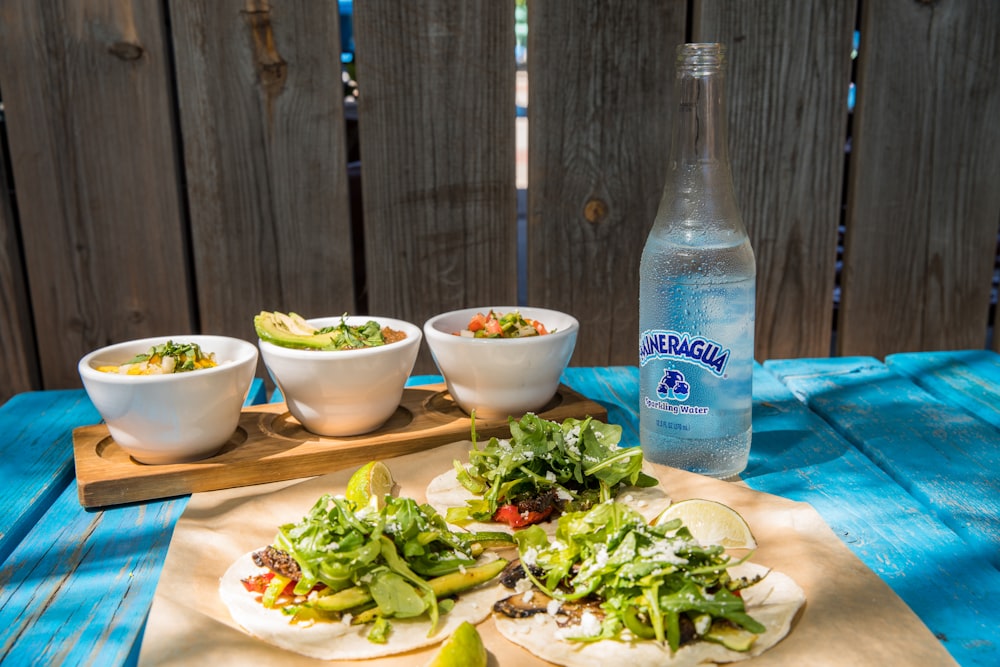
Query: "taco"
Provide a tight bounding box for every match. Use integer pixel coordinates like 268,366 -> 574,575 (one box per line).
426,413 -> 671,533
218,493 -> 512,660
491,502 -> 805,666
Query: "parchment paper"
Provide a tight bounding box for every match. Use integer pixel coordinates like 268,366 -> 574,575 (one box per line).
138,441 -> 958,666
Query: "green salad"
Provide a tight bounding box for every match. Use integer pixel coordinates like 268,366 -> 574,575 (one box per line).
512,501 -> 765,652
447,413 -> 658,528
252,494 -> 512,642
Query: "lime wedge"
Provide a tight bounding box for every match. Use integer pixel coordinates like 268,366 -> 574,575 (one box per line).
426,621 -> 487,667
345,460 -> 395,510
652,498 -> 757,549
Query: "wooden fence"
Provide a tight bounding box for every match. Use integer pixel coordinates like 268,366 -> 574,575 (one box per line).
1,0 -> 998,405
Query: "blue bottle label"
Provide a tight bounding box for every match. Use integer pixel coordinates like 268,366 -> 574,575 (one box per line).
638,330 -> 731,377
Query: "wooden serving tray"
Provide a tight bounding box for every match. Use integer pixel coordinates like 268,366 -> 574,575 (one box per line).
72,383 -> 606,508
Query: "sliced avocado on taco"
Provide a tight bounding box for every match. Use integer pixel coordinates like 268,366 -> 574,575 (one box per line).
219,493 -> 513,660
426,413 -> 670,533
492,502 -> 805,666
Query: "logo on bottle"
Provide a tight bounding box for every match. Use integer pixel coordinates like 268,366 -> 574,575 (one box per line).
656,369 -> 690,401
639,330 -> 731,377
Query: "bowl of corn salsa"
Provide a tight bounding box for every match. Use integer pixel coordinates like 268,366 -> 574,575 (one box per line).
78,335 -> 258,464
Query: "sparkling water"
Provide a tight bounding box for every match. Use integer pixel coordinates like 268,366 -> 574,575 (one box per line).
639,231 -> 755,478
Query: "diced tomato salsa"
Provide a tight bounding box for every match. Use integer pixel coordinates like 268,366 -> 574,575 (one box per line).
454,310 -> 549,338
492,503 -> 556,528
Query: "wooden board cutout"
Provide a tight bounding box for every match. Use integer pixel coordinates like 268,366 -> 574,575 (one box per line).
73,384 -> 606,508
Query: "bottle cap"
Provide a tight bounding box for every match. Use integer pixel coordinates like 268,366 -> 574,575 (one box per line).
676,43 -> 725,73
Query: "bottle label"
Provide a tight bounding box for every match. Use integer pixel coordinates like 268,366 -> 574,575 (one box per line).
638,330 -> 731,377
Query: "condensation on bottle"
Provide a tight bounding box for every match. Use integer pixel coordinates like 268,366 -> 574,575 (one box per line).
638,43 -> 756,478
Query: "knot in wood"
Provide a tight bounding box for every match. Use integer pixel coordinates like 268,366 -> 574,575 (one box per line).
108,41 -> 144,61
583,198 -> 609,224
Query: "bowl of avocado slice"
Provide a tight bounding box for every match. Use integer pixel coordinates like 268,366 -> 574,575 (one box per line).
255,312 -> 422,436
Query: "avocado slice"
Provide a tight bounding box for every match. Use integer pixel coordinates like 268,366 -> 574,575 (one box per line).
703,620 -> 759,651
254,311 -> 334,350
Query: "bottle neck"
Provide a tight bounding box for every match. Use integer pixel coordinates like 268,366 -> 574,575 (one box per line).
669,44 -> 730,170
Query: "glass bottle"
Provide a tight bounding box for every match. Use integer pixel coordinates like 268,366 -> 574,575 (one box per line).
638,43 -> 756,478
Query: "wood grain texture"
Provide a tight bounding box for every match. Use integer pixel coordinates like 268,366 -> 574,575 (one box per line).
354,1 -> 517,374
886,349 -> 1000,430
169,0 -> 355,348
749,363 -> 998,664
0,134 -> 39,404
840,0 -> 1000,356
0,0 -> 194,388
696,1 -> 856,359
0,391 -> 99,564
527,1 -> 684,367
765,356 -> 1000,572
73,384 -> 604,507
0,479 -> 187,666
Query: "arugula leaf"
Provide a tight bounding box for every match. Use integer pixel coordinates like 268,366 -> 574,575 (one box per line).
512,502 -> 765,653
447,413 -> 657,524
269,494 -> 500,640
314,314 -> 388,349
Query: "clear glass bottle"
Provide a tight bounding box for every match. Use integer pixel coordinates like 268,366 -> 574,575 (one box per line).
638,43 -> 755,478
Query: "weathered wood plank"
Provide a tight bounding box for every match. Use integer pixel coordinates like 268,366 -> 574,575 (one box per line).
0,371 -> 263,663
0,480 -> 188,665
0,380 -> 265,563
886,349 -> 1000,430
169,0 -> 355,347
748,363 -> 998,664
697,1 -> 856,359
354,1 -> 516,374
764,356 -> 1000,572
0,133 -> 39,404
528,1 -> 683,366
0,0 -> 194,389
0,391 -> 98,565
839,0 -> 1000,355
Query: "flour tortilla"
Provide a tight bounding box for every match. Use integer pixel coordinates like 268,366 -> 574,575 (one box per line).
493,562 -> 804,667
425,465 -> 672,535
219,550 -> 503,660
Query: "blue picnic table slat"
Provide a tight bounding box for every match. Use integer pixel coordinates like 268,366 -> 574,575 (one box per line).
0,390 -> 101,564
886,349 -> 1000,429
764,356 -> 1000,574
0,379 -> 268,666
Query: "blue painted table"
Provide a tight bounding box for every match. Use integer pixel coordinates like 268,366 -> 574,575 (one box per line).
2,354 -> 999,666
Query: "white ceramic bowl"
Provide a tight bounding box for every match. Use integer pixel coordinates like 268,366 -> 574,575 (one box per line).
258,316 -> 422,436
78,335 -> 259,464
423,307 -> 579,418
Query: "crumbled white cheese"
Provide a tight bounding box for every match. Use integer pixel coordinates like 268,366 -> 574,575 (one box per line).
694,614 -> 711,635
546,599 -> 563,616
341,613 -> 353,626
579,611 -> 603,637
555,611 -> 602,639
556,488 -> 573,501
521,590 -> 534,603
521,546 -> 539,566
545,471 -> 557,482
514,577 -> 534,594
